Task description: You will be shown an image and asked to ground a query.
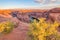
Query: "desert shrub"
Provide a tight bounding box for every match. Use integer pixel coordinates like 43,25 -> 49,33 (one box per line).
0,21 -> 14,34
28,18 -> 60,40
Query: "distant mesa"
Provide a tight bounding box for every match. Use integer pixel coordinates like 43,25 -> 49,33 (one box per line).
49,8 -> 60,13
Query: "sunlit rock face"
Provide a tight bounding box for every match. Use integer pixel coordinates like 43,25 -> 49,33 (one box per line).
49,8 -> 60,13
0,16 -> 8,22
49,8 -> 60,23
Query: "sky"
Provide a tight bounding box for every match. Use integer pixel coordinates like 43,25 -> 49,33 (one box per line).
0,0 -> 60,9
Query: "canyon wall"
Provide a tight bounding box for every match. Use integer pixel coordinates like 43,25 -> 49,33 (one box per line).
0,8 -> 60,23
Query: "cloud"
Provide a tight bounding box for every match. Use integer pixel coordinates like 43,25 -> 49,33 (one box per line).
39,4 -> 60,9
34,0 -> 60,4
34,0 -> 45,3
34,0 -> 43,3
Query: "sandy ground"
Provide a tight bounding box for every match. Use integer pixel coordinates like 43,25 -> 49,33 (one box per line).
0,21 -> 29,40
